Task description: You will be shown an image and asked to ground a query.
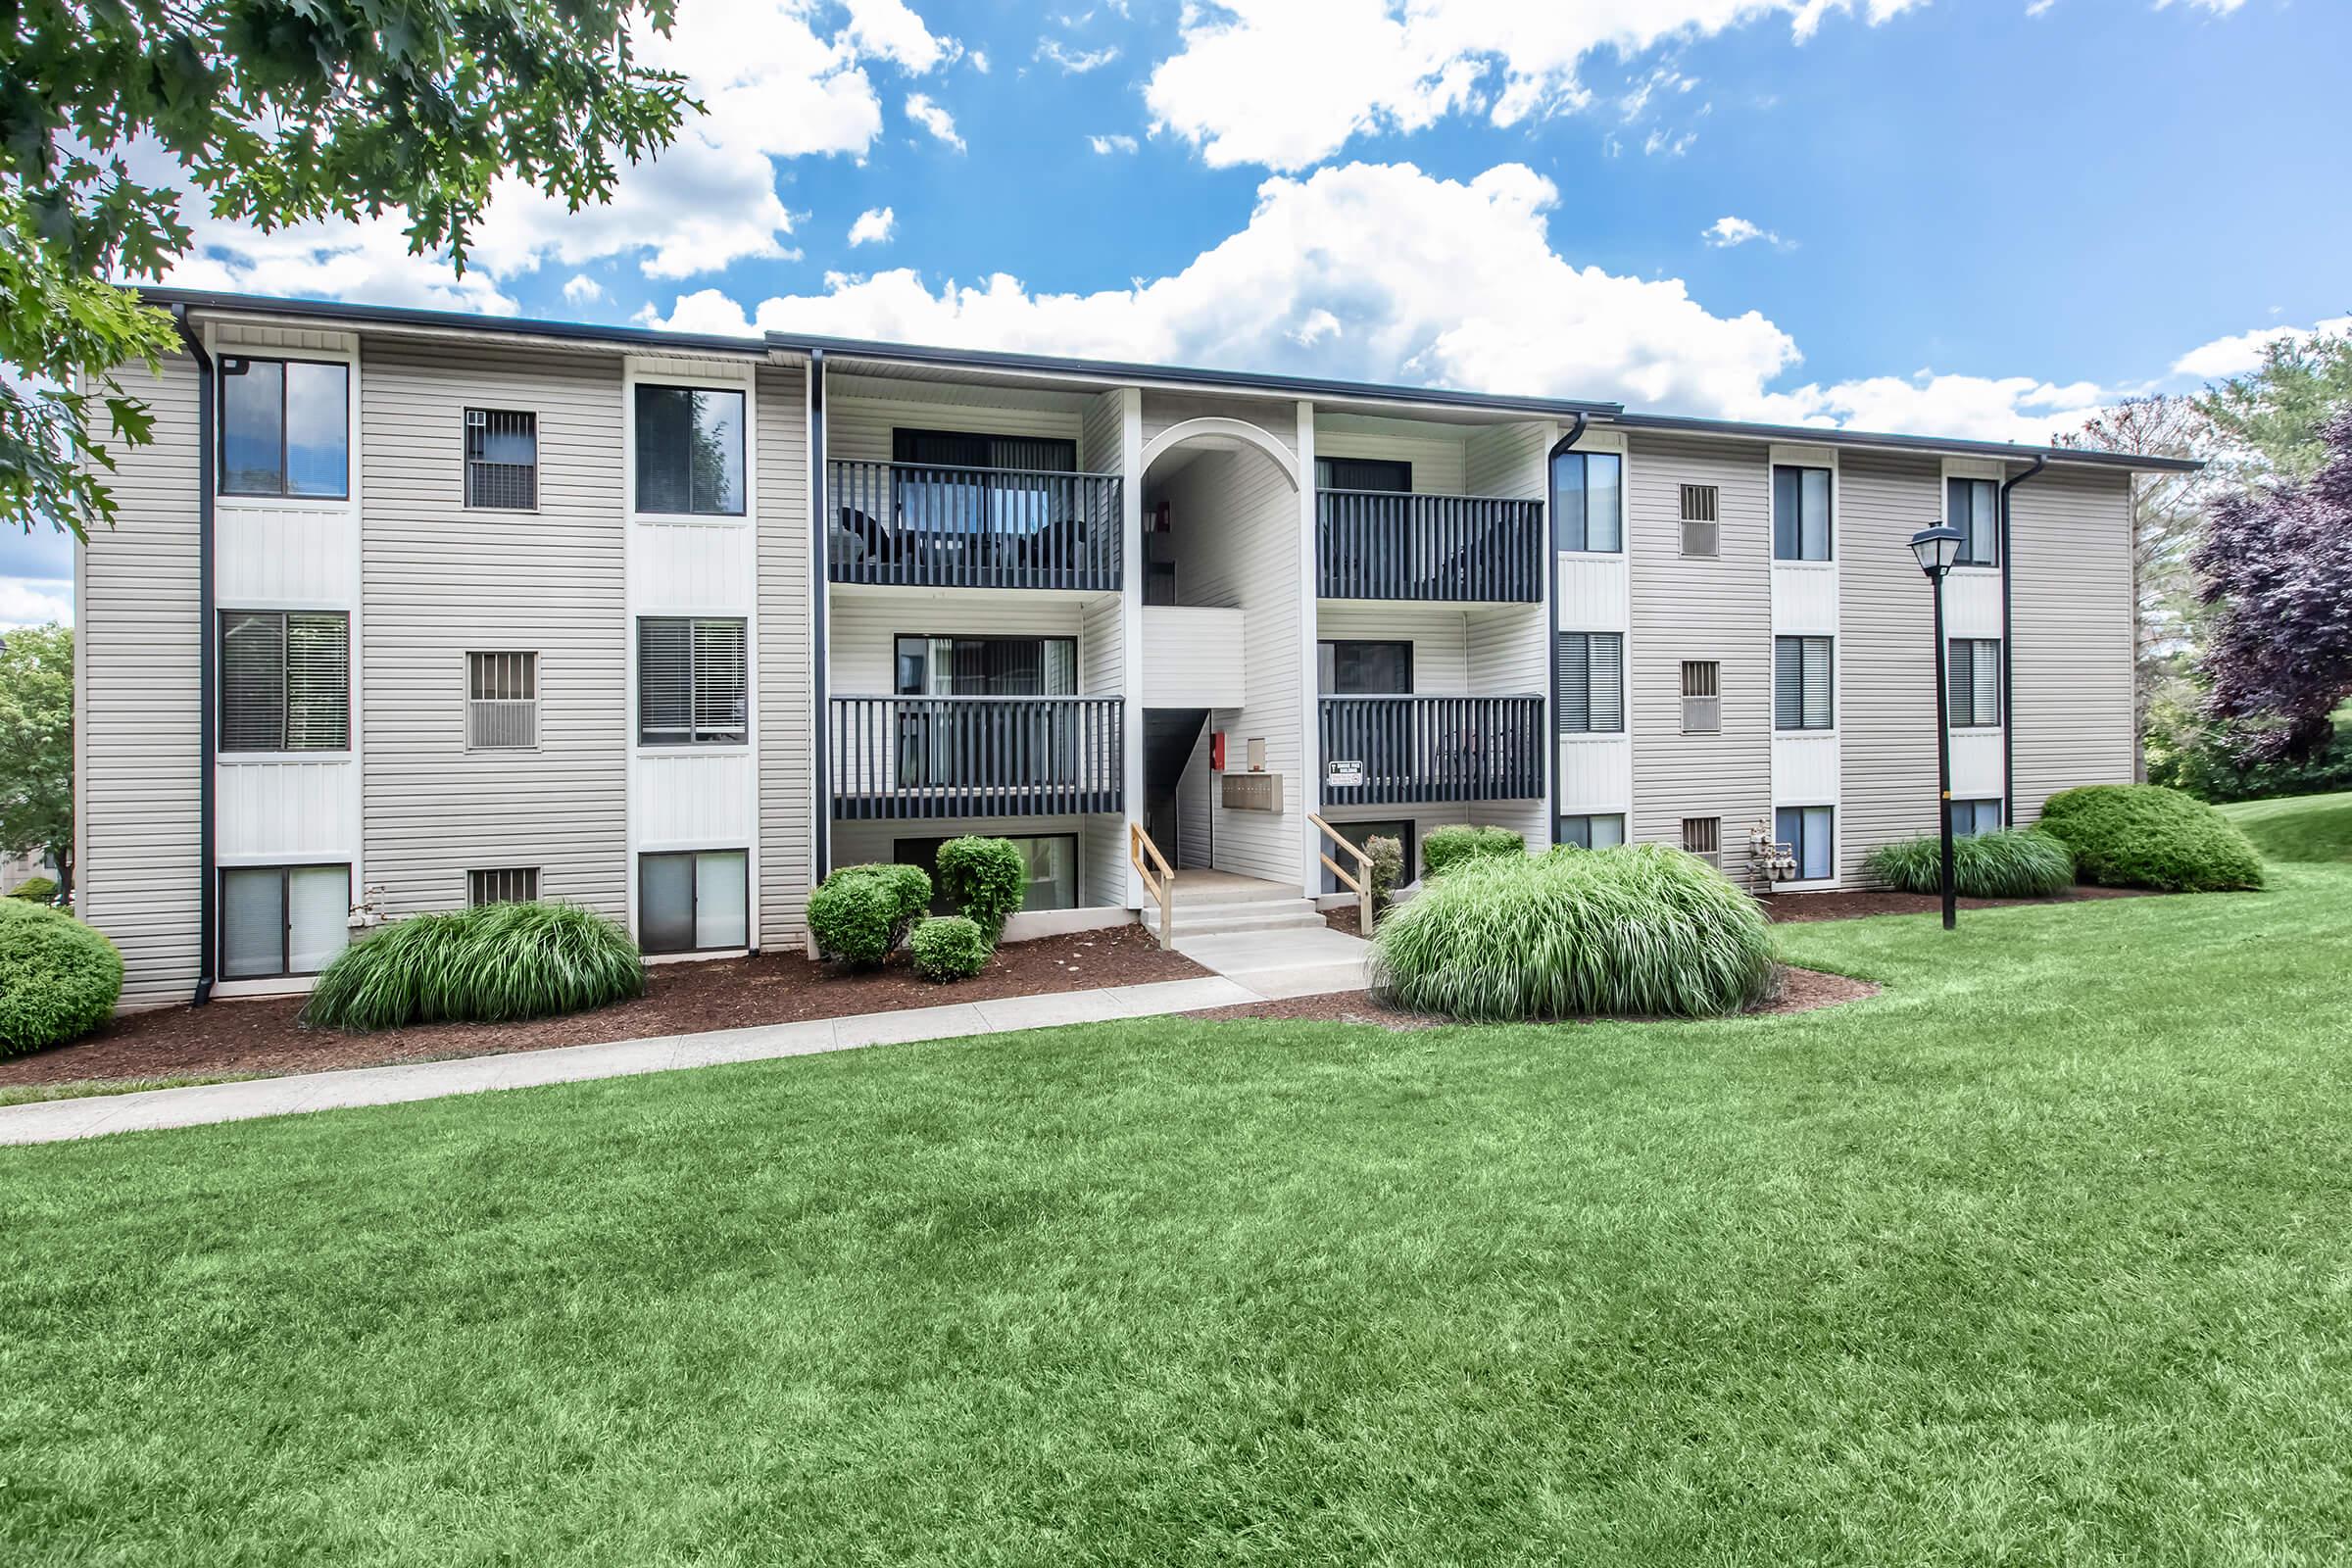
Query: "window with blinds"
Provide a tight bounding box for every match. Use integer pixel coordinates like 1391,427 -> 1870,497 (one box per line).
1555,632 -> 1625,734
220,863 -> 349,978
467,867 -> 540,906
1681,817 -> 1720,867
1947,477 -> 1999,566
1773,636 -> 1835,731
1679,484 -> 1719,557
1947,638 -> 2002,727
637,617 -> 749,745
466,652 -> 538,750
1681,661 -> 1720,733
1772,465 -> 1833,561
220,611 -> 349,753
465,409 -> 538,509
1776,806 -> 1835,880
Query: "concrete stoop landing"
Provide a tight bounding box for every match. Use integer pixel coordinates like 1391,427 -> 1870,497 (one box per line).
1145,871 -> 1372,1000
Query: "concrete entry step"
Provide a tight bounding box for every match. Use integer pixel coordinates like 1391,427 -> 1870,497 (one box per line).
1143,902 -> 1326,939
1167,871 -> 1304,906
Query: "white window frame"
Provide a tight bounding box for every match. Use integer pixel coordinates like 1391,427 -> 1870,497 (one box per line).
624,361 -> 757,525
1941,457 -> 2006,573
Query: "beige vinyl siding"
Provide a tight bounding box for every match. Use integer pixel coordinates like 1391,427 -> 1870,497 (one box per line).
77,355 -> 204,1005
1838,452 -> 1942,881
1177,717 -> 1213,869
1159,445 -> 1302,883
358,338 -> 628,917
1315,605 -> 1470,691
1079,388 -> 1124,474
1627,433 -> 1773,881
1080,593 -> 1128,902
2012,467 -> 2137,818
757,363 -> 812,947
828,387 -> 1082,466
827,597 -> 1093,697
1313,416 -> 1466,494
1463,421 -> 1555,844
1463,420 -> 1550,500
1142,392 -> 1298,457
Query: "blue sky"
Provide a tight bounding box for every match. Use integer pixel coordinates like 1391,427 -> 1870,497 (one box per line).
7,0 -> 2343,624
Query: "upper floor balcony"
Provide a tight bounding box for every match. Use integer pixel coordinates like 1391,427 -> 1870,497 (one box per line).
1315,489 -> 1544,603
829,695 -> 1125,819
828,460 -> 1123,593
1318,694 -> 1546,806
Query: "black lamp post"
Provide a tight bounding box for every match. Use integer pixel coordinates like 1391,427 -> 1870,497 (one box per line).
1909,524 -> 1965,930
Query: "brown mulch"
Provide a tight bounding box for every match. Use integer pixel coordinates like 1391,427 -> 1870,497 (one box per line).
1763,884 -> 2155,922
0,923 -> 1205,1088
1183,963 -> 1878,1029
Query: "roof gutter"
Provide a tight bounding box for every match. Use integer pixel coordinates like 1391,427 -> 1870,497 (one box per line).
1998,453 -> 2047,827
1544,413 -> 1589,845
170,305 -> 217,1005
808,348 -> 829,882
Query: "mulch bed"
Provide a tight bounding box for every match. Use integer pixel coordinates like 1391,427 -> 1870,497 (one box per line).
0,924 -> 1204,1089
1184,964 -> 1878,1029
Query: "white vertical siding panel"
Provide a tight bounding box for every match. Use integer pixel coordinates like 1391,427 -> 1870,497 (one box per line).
757,363 -> 812,947
1950,730 -> 2004,798
359,339 -> 628,916
216,506 -> 356,605
77,356 -> 203,1004
1557,557 -> 1629,630
633,753 -> 758,850
631,521 -> 756,614
217,761 -> 361,862
1944,569 -> 2003,638
2012,468 -> 2137,819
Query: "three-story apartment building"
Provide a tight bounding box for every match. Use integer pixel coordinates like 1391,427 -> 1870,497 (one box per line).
76,290 -> 2191,1006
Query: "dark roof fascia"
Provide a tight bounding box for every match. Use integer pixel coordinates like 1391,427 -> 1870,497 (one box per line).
1612,410 -> 2204,473
135,287 -> 769,358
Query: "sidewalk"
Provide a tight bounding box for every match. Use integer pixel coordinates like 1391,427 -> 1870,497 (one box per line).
0,974 -> 1275,1148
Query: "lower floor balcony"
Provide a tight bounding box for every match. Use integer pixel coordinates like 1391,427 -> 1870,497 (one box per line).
830,696 -> 1125,819
1318,694 -> 1545,806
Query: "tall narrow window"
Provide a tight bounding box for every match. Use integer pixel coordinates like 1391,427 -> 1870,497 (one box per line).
1947,477 -> 2000,566
1682,817 -> 1721,867
1772,465 -> 1833,561
466,409 -> 539,509
639,850 -> 749,953
220,611 -> 349,752
1774,636 -> 1835,731
637,617 -> 749,745
220,863 -> 350,978
468,867 -> 540,906
1559,813 -> 1626,850
634,384 -> 746,514
219,356 -> 350,499
1551,451 -> 1624,553
1681,661 -> 1721,734
1679,484 -> 1719,557
1947,638 -> 2002,727
467,652 -> 539,750
1776,806 -> 1836,881
1555,632 -> 1625,734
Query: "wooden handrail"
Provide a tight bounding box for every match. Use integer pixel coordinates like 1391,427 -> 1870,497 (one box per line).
1309,813 -> 1374,938
1130,821 -> 1174,949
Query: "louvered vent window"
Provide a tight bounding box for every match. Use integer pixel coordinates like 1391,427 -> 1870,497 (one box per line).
1679,484 -> 1719,557
1555,632 -> 1625,734
1681,661 -> 1721,734
637,617 -> 749,746
1947,638 -> 2003,727
220,611 -> 348,753
466,409 -> 538,510
467,652 -> 538,750
1682,817 -> 1721,867
468,867 -> 540,906
1774,635 -> 1835,731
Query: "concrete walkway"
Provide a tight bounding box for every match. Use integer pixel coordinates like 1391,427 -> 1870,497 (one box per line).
0,973 -> 1275,1148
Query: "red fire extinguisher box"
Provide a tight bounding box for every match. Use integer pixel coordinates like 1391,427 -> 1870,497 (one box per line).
1209,731 -> 1226,771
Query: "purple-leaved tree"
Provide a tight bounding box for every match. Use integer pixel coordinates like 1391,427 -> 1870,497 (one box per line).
2192,410 -> 2352,760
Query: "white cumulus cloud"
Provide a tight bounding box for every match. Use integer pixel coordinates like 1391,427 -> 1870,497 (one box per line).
1089,133 -> 1140,155
1144,0 -> 1929,171
1702,215 -> 1789,249
905,92 -> 965,150
1039,38 -> 1121,73
2171,315 -> 2352,381
564,274 -> 605,304
0,577 -> 73,632
848,206 -> 898,245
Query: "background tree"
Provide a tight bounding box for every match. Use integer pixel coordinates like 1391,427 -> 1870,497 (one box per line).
0,624 -> 74,900
2195,326 -> 2352,484
2,0 -> 694,541
2191,410 -> 2352,764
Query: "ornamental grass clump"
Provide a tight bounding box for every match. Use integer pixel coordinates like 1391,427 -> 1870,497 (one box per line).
2035,783 -> 2266,893
1369,844 -> 1774,1022
1419,824 -> 1524,880
0,900 -> 122,1057
301,901 -> 646,1033
1864,828 -> 2077,899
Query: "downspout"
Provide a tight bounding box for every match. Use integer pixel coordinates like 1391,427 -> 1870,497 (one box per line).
808,349 -> 829,881
1997,452 -> 2046,828
1544,414 -> 1589,845
171,305 -> 217,1004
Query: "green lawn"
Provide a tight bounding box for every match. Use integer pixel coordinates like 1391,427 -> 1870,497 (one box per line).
6,800 -> 2352,1564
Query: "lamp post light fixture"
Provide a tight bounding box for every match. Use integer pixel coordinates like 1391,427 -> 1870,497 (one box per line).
1909,524 -> 1966,929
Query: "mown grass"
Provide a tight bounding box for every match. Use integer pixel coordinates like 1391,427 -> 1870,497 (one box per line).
3,799 -> 2351,1564
0,1072 -> 268,1108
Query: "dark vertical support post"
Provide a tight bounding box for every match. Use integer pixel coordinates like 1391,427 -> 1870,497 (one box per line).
809,350 -> 830,878
1933,570 -> 1956,931
1997,454 -> 2044,826
171,307 -> 218,1004
1544,415 -> 1589,844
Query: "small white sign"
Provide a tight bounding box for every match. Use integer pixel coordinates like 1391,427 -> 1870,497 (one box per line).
1326,760 -> 1363,787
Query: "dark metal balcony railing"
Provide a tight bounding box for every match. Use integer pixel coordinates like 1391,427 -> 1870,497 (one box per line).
830,696 -> 1125,819
1318,695 -> 1545,805
1316,489 -> 1544,603
828,460 -> 1123,591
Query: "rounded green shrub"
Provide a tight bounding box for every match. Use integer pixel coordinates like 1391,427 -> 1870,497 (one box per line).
8,874 -> 58,903
908,915 -> 992,982
934,836 -> 1027,939
301,901 -> 646,1032
0,900 -> 123,1056
809,872 -> 897,967
2035,783 -> 2266,893
1863,827 -> 2077,899
1363,834 -> 1404,913
1420,824 -> 1524,881
1370,844 -> 1774,1021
